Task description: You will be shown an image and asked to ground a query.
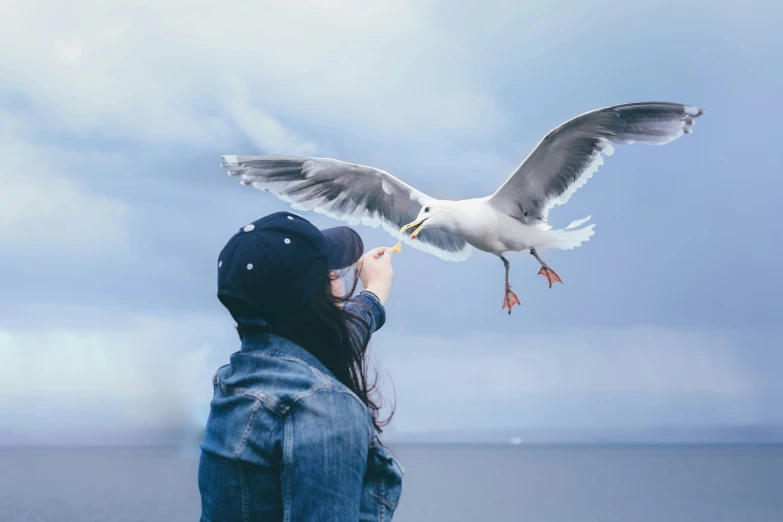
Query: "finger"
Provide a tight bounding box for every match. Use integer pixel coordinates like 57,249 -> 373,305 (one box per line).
369,247 -> 388,259
379,247 -> 394,264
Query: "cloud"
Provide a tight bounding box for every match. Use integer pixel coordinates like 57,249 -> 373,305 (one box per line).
0,0 -> 781,445
0,300 -> 777,444
0,310 -> 233,444
0,112 -> 130,252
53,39 -> 83,63
385,327 -> 754,395
373,326 -> 770,433
0,0 -> 506,152
222,80 -> 320,156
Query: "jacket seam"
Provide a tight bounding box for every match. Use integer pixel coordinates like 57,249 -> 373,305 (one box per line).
243,351 -> 336,391
216,378 -> 285,416
285,384 -> 369,417
216,367 -> 365,417
279,387 -> 372,520
282,413 -> 293,522
357,290 -> 386,330
349,296 -> 376,331
237,460 -> 250,522
233,399 -> 262,459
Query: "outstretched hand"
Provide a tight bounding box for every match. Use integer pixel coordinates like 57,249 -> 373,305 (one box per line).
358,247 -> 395,305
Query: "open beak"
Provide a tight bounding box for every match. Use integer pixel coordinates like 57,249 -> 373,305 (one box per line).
393,217 -> 428,253
400,218 -> 427,240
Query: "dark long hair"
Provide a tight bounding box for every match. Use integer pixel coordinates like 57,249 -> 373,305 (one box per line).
236,267 -> 393,433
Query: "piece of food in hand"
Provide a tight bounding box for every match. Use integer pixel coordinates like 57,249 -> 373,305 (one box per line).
393,241 -> 402,253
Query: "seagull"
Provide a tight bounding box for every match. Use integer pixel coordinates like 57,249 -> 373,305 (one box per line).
221,102 -> 703,314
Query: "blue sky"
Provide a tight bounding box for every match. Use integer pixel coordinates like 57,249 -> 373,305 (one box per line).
1,0 -> 781,444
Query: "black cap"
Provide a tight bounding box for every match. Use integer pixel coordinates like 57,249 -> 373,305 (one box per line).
217,212 -> 364,321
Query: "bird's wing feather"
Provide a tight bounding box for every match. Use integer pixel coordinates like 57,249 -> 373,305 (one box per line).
488,102 -> 704,222
221,155 -> 472,261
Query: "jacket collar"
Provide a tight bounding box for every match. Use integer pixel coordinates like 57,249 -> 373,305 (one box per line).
238,328 -> 334,380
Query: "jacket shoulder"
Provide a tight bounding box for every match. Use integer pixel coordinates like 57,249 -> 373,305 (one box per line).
215,340 -> 364,417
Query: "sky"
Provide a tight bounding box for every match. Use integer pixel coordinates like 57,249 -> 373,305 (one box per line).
1,0 -> 782,444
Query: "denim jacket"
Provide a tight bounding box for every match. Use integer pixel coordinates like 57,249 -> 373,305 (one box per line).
199,291 -> 404,522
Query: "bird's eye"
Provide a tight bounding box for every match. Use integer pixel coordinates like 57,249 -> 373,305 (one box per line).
424,206 -> 430,213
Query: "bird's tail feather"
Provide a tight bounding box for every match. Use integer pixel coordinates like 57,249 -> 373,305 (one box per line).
565,215 -> 592,230
539,220 -> 595,250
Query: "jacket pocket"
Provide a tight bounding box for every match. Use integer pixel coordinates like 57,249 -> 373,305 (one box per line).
369,442 -> 404,512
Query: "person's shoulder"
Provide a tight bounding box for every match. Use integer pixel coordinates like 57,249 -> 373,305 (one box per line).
284,361 -> 371,427
218,336 -> 367,418
287,384 -> 373,442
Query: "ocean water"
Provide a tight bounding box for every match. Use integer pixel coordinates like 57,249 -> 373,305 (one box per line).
1,445 -> 781,522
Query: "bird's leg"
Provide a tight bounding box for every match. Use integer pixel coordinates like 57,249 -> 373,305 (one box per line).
501,256 -> 520,315
530,248 -> 563,288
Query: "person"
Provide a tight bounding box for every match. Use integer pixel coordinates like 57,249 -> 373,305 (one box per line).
198,211 -> 403,522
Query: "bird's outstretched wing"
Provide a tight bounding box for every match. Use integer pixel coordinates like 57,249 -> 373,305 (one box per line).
221,155 -> 472,261
488,102 -> 704,223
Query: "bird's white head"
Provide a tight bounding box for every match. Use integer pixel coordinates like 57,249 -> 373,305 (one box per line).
400,201 -> 449,240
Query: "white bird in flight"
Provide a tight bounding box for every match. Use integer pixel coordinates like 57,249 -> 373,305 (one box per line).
221,102 -> 703,314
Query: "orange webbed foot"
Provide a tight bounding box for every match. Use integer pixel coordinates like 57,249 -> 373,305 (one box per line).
502,288 -> 520,315
538,267 -> 563,288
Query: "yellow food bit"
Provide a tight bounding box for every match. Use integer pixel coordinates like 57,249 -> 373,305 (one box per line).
392,241 -> 402,253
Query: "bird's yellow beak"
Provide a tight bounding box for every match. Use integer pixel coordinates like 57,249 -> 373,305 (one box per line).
393,219 -> 427,253
399,220 -> 420,233
400,219 -> 426,239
